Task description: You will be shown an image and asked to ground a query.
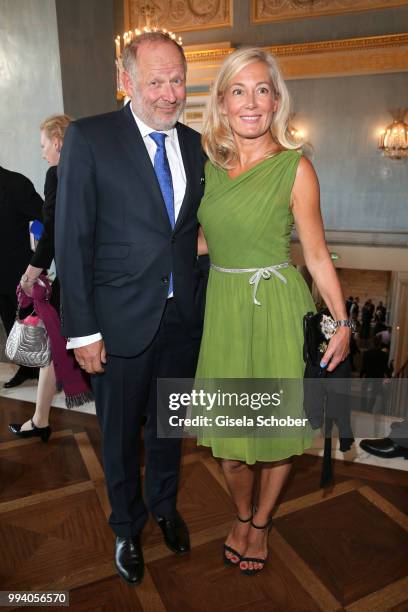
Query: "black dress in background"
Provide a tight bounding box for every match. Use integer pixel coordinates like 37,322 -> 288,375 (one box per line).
30,165 -> 60,310
0,166 -> 43,335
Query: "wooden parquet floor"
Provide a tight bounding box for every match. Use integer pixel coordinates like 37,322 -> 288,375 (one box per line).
0,396 -> 407,611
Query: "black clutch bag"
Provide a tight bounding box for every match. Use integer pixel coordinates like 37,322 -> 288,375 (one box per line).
303,309 -> 354,487
303,309 -> 337,374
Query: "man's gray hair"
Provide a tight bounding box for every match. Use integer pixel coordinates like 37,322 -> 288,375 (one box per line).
122,32 -> 187,81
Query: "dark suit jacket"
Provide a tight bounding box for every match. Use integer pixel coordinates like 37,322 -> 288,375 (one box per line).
30,165 -> 57,270
0,166 -> 43,293
55,103 -> 206,357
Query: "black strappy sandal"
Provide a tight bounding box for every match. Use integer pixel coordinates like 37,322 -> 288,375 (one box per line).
239,517 -> 273,576
223,512 -> 253,567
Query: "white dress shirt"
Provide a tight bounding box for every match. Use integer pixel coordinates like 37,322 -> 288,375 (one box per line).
67,107 -> 186,349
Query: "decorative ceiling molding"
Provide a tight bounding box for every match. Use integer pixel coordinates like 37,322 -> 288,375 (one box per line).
124,0 -> 233,33
251,0 -> 408,24
267,33 -> 408,55
267,33 -> 408,78
185,47 -> 233,63
185,34 -> 408,84
185,33 -> 408,62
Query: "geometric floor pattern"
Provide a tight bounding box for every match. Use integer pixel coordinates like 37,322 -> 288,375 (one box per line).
0,396 -> 407,611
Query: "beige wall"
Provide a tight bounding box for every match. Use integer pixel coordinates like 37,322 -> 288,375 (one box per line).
336,269 -> 391,309
0,0 -> 64,193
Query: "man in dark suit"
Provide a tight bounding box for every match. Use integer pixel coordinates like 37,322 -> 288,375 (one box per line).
55,32 -> 206,585
0,166 -> 43,387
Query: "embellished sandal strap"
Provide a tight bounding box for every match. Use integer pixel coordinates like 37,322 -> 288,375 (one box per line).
224,544 -> 241,558
251,517 -> 273,530
237,504 -> 256,523
240,556 -> 266,565
237,513 -> 252,523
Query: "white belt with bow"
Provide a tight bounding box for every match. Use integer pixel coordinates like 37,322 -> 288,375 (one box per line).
210,262 -> 291,306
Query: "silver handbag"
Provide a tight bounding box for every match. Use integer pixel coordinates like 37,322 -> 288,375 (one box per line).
5,312 -> 51,368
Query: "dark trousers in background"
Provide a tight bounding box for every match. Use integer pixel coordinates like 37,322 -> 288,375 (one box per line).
390,419 -> 408,449
91,298 -> 200,537
0,293 -> 17,336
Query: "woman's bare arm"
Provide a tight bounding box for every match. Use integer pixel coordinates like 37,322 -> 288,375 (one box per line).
291,157 -> 350,371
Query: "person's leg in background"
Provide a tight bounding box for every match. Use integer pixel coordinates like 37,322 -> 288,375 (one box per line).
8,362 -> 56,441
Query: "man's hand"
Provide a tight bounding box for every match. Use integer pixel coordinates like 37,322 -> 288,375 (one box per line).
74,340 -> 106,374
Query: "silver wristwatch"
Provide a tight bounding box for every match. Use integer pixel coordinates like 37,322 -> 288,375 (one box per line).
334,319 -> 356,333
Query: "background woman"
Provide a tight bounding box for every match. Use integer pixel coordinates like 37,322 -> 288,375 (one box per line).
196,48 -> 351,575
9,114 -> 72,441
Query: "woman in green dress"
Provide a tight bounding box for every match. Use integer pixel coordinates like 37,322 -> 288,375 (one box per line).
196,47 -> 351,575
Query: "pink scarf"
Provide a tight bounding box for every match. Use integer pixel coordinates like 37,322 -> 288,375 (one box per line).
17,276 -> 93,408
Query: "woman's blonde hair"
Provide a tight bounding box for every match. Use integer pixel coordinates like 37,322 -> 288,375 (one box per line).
40,114 -> 72,142
202,47 -> 300,170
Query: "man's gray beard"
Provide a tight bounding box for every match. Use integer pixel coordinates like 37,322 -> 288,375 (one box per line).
150,101 -> 185,130
153,109 -> 184,130
133,96 -> 186,131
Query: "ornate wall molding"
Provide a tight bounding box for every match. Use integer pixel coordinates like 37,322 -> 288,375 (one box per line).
185,34 -> 408,84
251,0 -> 408,24
267,33 -> 408,79
185,47 -> 233,63
266,33 -> 408,56
124,0 -> 233,33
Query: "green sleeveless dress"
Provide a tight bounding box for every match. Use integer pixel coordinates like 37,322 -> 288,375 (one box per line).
195,150 -> 316,463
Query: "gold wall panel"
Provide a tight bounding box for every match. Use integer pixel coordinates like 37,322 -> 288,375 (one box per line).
268,33 -> 408,78
185,34 -> 408,85
125,0 -> 232,33
252,0 -> 408,24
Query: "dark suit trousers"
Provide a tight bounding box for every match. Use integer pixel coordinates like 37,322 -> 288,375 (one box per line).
91,298 -> 199,537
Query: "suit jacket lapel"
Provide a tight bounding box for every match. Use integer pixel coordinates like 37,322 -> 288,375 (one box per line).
115,103 -> 172,231
174,123 -> 194,232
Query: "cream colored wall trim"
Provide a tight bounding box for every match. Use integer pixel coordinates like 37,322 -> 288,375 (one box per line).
251,0 -> 408,25
269,33 -> 408,78
185,34 -> 408,85
266,33 -> 408,56
291,243 -> 408,272
185,47 -> 233,63
124,0 -> 233,33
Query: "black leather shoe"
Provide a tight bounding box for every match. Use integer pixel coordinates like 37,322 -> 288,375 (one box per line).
4,368 -> 39,388
115,536 -> 144,585
360,437 -> 408,459
156,512 -> 190,554
9,419 -> 51,442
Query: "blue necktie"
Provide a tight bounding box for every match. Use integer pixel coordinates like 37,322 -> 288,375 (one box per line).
149,132 -> 175,295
